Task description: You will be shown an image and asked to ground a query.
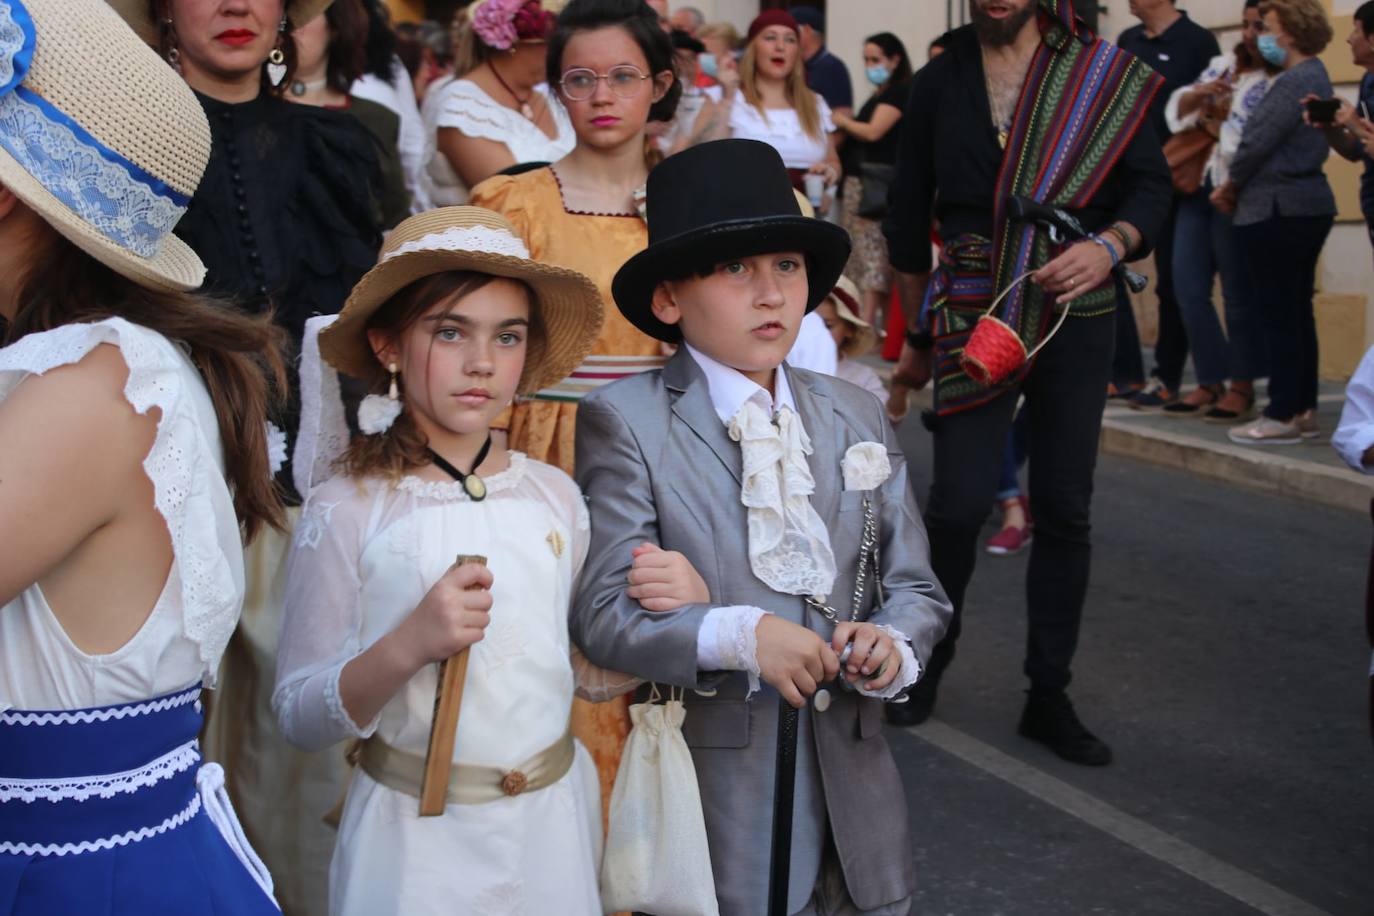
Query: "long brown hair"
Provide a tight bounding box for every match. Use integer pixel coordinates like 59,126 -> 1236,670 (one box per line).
739,38 -> 823,140
335,270 -> 541,482
8,231 -> 288,540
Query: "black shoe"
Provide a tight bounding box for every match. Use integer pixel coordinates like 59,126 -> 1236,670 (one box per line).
886,675 -> 939,726
1017,691 -> 1113,766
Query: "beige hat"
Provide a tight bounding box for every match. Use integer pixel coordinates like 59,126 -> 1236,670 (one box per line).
320,207 -> 604,396
0,0 -> 209,291
826,275 -> 877,358
108,0 -> 335,46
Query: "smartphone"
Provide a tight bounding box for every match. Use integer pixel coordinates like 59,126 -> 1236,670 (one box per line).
1306,97 -> 1341,125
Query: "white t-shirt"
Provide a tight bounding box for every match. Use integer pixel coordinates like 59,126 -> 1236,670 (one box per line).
728,90 -> 835,169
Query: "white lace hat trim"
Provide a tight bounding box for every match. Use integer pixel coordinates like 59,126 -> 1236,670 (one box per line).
381,224 -> 531,263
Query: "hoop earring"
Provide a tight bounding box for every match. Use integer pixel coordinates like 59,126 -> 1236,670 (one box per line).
359,363 -> 403,435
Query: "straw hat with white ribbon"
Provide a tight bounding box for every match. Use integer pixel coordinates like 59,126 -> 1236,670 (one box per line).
320,206 -> 603,396
0,0 -> 210,290
826,275 -> 877,359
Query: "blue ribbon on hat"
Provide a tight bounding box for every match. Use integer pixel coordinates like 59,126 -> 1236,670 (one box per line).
0,0 -> 191,260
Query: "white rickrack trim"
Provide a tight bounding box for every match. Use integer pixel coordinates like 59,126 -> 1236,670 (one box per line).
382,225 -> 530,263
0,688 -> 200,727
0,791 -> 201,857
0,740 -> 200,804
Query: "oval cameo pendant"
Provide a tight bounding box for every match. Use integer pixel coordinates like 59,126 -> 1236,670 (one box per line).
464,475 -> 488,502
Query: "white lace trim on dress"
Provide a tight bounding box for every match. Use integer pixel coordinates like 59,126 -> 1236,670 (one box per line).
0,319 -> 241,682
295,315 -> 349,497
0,792 -> 202,857
396,451 -> 529,500
0,739 -> 200,803
0,686 -> 201,726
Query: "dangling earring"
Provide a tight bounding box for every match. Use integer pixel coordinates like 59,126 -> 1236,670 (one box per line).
359,363 -> 403,435
161,17 -> 181,71
265,16 -> 288,87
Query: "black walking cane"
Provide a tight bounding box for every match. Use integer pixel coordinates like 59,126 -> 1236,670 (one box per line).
768,697 -> 800,916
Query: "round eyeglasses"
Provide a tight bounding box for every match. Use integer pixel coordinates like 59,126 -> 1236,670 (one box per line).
559,65 -> 651,101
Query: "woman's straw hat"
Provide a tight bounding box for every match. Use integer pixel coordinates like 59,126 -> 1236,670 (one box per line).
108,0 -> 335,45
827,275 -> 877,358
320,207 -> 603,396
0,0 -> 210,290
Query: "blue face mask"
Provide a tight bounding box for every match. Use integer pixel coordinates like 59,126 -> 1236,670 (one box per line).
866,65 -> 891,86
699,52 -> 718,78
1257,33 -> 1287,67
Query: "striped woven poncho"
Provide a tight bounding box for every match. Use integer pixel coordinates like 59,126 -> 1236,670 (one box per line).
930,0 -> 1163,415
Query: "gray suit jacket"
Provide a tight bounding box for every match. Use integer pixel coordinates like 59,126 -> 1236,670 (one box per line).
572,350 -> 951,915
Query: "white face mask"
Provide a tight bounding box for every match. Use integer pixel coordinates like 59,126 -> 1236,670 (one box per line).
699,52 -> 718,78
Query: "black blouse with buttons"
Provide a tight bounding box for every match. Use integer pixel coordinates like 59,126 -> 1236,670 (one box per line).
176,91 -> 384,347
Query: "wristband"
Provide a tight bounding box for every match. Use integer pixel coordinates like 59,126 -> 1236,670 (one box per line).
1088,234 -> 1120,268
1105,222 -> 1133,256
905,330 -> 933,351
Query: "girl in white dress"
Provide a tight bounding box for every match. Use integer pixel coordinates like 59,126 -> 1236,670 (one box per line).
273,206 -> 637,915
0,1 -> 285,911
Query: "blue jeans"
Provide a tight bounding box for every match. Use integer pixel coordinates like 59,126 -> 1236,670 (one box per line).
1172,189 -> 1268,385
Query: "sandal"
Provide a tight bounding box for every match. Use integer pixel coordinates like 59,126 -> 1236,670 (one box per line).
1163,383 -> 1224,416
1204,386 -> 1256,424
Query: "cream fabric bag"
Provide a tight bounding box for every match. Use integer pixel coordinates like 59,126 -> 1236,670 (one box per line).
600,687 -> 719,916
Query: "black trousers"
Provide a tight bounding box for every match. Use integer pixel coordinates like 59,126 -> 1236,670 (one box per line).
924,311 -> 1115,692
1235,213 -> 1332,421
1150,196 -> 1190,391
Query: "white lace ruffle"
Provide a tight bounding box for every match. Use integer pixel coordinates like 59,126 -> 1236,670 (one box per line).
713,606 -> 770,698
383,225 -> 531,262
0,91 -> 186,259
0,0 -> 27,90
853,623 -> 921,701
395,451 -> 529,501
295,315 -> 349,498
0,739 -> 199,803
435,80 -> 575,166
0,319 -> 242,682
0,687 -> 201,726
728,399 -> 836,598
323,665 -> 377,739
0,790 -> 202,857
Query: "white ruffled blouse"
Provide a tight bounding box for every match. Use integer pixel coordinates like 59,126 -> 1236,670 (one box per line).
0,319 -> 245,712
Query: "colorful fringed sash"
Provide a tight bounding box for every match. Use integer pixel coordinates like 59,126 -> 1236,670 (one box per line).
929,0 -> 1163,416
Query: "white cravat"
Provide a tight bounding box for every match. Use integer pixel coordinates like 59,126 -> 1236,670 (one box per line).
727,397 -> 837,599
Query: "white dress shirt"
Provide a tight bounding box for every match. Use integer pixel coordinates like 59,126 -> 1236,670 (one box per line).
1336,344 -> 1374,474
681,345 -> 916,699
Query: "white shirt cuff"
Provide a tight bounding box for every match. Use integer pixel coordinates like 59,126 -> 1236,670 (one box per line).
697,605 -> 772,697
854,624 -> 922,701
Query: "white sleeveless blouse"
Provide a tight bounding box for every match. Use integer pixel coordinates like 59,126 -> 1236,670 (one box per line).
0,319 -> 246,713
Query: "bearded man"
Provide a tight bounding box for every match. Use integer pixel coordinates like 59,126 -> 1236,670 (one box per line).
882,0 -> 1171,765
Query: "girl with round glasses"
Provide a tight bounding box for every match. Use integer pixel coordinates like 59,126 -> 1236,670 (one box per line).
471,0 -> 679,827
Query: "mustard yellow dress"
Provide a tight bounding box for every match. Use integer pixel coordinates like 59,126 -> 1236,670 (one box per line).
470,165 -> 659,817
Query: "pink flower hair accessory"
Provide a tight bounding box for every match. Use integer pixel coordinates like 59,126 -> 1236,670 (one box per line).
472,0 -> 555,50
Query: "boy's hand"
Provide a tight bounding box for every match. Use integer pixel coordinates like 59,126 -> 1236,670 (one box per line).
627,542 -> 709,611
832,622 -> 900,693
756,615 -> 841,708
397,561 -> 493,667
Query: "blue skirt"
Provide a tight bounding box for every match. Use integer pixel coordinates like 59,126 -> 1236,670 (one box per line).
0,686 -> 278,915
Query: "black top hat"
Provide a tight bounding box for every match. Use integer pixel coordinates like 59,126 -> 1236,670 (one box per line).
611,139 -> 851,343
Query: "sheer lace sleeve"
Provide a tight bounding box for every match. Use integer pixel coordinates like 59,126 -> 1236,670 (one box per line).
272,475 -> 378,752
523,460 -> 643,703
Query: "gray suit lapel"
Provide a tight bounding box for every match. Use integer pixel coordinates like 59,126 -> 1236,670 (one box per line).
787,364 -> 839,523
665,349 -> 743,486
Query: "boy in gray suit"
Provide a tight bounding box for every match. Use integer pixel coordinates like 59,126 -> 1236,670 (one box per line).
572,140 -> 952,916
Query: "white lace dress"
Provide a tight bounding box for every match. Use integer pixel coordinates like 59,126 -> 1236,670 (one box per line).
422,79 -> 576,208
273,456 -> 604,916
0,318 -> 243,710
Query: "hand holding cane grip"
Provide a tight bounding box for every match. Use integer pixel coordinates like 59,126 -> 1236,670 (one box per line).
419,554 -> 487,816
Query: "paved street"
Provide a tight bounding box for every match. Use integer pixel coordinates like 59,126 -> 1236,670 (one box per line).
889,416 -> 1373,915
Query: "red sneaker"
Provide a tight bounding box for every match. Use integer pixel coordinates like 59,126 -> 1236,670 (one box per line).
986,523 -> 1032,556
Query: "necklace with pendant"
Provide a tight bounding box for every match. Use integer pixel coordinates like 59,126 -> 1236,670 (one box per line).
289,76 -> 328,98
981,48 -> 1027,150
490,61 -> 536,121
427,435 -> 493,502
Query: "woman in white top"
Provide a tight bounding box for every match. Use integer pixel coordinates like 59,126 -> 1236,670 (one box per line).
0,0 -> 286,911
424,0 -> 576,207
691,10 -> 839,208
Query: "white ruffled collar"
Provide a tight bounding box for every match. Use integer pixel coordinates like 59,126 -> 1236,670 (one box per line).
396,451 -> 529,501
